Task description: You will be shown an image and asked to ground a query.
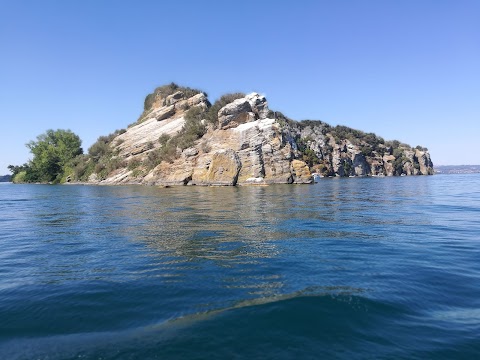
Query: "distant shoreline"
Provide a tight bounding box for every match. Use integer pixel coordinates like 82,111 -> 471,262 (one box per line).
435,165 -> 480,174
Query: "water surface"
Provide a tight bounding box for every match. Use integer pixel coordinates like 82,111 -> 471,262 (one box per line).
0,175 -> 479,359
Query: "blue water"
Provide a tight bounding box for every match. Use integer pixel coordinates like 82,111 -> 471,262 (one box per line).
0,175 -> 479,359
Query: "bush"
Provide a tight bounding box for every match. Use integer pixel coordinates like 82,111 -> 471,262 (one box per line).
131,169 -> 145,178
106,157 -> 126,173
415,145 -> 428,152
12,170 -> 27,183
361,145 -> 373,157
271,111 -> 296,129
302,149 -> 320,167
393,148 -> 403,159
176,107 -> 207,149
146,140 -> 179,169
65,154 -> 91,181
159,133 -> 171,146
127,158 -> 141,171
343,160 -> 352,176
88,138 -> 111,160
95,163 -> 105,174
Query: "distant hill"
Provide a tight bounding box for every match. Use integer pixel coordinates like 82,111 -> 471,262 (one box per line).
0,175 -> 12,182
435,165 -> 480,174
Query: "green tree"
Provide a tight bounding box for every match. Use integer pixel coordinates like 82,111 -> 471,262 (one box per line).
23,129 -> 83,183
8,164 -> 29,176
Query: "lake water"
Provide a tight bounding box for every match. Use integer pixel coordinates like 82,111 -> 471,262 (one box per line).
0,175 -> 479,359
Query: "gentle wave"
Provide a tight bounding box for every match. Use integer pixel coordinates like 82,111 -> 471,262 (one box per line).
2,292 -> 478,360
0,292 -> 403,360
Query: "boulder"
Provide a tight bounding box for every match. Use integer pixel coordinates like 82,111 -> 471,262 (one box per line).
383,154 -> 396,176
188,93 -> 208,107
218,98 -> 255,129
183,147 -> 199,157
166,91 -> 184,105
246,93 -> 269,119
192,149 -> 241,186
291,159 -> 313,184
155,105 -> 176,121
150,162 -> 194,186
352,153 -> 369,176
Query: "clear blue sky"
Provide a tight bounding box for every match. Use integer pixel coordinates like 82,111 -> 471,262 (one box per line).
1,0 -> 479,173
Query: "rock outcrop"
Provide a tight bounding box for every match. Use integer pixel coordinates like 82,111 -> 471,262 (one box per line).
80,84 -> 433,186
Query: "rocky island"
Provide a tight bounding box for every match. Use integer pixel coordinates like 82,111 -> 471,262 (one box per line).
10,83 -> 434,185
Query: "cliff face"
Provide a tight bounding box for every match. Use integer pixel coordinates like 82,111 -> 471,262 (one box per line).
83,85 -> 433,186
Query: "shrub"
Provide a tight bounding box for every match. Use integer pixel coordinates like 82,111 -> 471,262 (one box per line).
159,133 -> 171,146
176,107 -> 207,149
343,160 -> 352,176
88,135 -> 115,160
415,145 -> 428,152
393,148 -> 403,159
270,111 -> 296,128
127,158 -> 141,171
361,145 -> 373,157
131,169 -> 144,178
106,157 -> 126,173
146,140 -> 179,169
302,149 -> 320,167
95,163 -> 105,174
12,170 -> 27,183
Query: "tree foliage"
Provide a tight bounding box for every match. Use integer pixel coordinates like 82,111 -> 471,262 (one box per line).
14,129 -> 83,183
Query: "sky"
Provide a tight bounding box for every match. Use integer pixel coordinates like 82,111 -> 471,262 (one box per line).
1,0 -> 479,174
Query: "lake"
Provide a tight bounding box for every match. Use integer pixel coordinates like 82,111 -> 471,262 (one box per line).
0,175 -> 479,359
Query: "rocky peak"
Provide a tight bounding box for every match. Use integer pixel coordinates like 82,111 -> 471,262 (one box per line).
217,92 -> 269,130
245,93 -> 269,119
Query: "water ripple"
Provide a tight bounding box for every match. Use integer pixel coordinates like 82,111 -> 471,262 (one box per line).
0,175 -> 479,358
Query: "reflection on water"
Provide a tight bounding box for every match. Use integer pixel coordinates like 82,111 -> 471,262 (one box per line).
1,176 -> 480,359
2,179 -> 440,298
1,179 -> 440,291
